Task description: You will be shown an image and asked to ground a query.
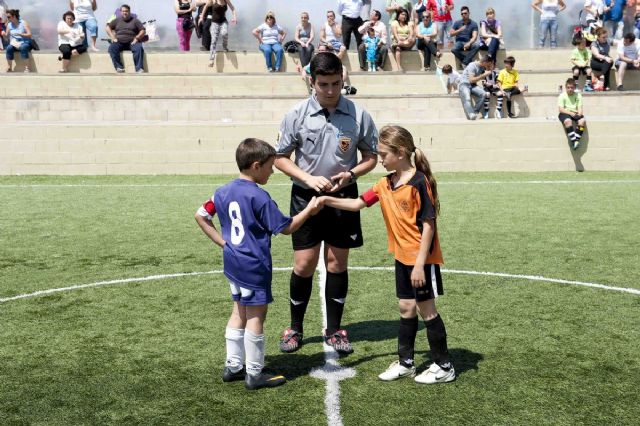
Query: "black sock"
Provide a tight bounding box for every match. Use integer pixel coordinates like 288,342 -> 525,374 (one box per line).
398,316 -> 418,368
290,272 -> 313,334
325,271 -> 348,335
576,125 -> 584,140
424,314 -> 452,369
506,99 -> 513,115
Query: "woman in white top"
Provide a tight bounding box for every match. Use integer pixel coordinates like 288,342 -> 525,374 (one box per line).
252,11 -> 286,72
295,12 -> 315,67
320,10 -> 346,60
58,11 -> 86,73
531,0 -> 566,49
69,0 -> 98,51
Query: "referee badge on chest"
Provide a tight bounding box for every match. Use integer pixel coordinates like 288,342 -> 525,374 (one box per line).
339,136 -> 351,153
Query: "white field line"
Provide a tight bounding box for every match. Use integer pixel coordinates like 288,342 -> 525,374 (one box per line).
2,267 -> 639,304
1,180 -> 640,189
309,244 -> 355,426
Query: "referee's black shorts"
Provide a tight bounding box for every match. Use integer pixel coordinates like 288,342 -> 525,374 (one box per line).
289,183 -> 364,250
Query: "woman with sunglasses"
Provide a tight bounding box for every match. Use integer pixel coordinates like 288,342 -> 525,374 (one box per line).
252,11 -> 286,72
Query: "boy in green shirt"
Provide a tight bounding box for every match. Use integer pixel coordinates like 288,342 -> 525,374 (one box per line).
570,36 -> 594,92
558,78 -> 586,150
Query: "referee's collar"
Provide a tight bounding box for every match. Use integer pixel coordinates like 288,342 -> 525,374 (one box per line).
309,95 -> 351,116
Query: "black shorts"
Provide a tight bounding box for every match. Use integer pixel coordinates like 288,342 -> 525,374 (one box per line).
395,260 -> 443,301
558,112 -> 583,123
290,183 -> 363,250
572,65 -> 590,75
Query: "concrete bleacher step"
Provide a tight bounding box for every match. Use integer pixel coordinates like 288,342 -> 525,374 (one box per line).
1,92 -> 638,123
2,71 -> 638,97
1,119 -> 638,174
13,49 -> 588,74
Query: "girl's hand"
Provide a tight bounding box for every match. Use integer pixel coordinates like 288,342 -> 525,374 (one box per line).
410,265 -> 426,288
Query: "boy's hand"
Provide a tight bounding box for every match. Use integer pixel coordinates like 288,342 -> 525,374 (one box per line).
308,196 -> 323,215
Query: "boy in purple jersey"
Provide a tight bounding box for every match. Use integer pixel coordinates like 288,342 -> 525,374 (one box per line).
195,138 -> 321,390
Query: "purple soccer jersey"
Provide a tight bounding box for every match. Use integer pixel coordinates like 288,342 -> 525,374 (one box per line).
198,179 -> 292,290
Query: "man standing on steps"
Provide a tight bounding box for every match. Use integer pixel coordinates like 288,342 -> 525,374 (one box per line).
275,52 -> 378,355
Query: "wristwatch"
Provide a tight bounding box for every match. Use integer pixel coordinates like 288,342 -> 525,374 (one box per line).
348,170 -> 357,183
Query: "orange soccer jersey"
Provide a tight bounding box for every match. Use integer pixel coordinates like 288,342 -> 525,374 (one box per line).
361,171 -> 443,266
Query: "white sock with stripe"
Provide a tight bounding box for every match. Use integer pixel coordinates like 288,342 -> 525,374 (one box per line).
245,330 -> 265,377
225,327 -> 245,372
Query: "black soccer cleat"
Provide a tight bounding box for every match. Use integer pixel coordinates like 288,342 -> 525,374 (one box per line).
222,366 -> 245,383
245,372 -> 286,390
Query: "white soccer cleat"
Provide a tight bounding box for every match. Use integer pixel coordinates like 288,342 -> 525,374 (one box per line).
414,362 -> 455,384
378,361 -> 416,381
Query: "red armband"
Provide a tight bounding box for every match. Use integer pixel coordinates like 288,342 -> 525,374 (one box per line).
360,189 -> 379,207
203,199 -> 216,216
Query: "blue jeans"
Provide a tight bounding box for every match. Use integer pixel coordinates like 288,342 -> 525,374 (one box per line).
451,41 -> 481,67
6,41 -> 32,60
483,37 -> 500,59
259,43 -> 283,71
108,41 -> 144,71
459,83 -> 486,118
539,18 -> 558,48
79,18 -> 99,49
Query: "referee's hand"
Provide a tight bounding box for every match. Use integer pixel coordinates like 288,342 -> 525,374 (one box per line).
305,175 -> 332,193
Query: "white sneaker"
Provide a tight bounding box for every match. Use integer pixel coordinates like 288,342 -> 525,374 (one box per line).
494,109 -> 503,119
378,361 -> 416,381
468,113 -> 477,121
414,363 -> 455,384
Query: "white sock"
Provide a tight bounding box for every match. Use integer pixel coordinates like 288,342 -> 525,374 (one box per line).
225,327 -> 245,371
244,330 -> 265,377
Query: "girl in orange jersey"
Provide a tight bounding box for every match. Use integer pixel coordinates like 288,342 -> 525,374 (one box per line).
317,125 -> 454,384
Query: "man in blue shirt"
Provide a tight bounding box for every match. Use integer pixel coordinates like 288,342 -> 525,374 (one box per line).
449,5 -> 480,68
603,0 -> 625,43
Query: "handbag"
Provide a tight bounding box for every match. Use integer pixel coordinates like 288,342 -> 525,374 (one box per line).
30,38 -> 39,51
182,14 -> 195,31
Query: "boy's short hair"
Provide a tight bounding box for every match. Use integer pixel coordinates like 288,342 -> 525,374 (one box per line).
504,56 -> 516,65
442,64 -> 453,74
367,26 -> 375,34
310,52 -> 343,81
236,138 -> 276,171
623,33 -> 636,43
565,77 -> 576,86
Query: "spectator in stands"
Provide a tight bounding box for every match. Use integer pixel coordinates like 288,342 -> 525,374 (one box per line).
558,78 -> 586,150
321,11 -> 347,60
450,6 -> 480,69
298,44 -> 352,93
479,7 -> 502,61
615,32 -> 640,90
391,8 -> 415,72
175,0 -> 195,52
603,0 -> 625,44
481,65 -> 504,119
362,26 -> 381,71
5,9 -> 33,73
252,11 -> 286,72
386,0 -> 413,25
195,0 -> 212,51
497,56 -> 527,118
105,4 -> 145,74
412,0 -> 428,24
590,27 -> 613,90
427,0 -> 454,50
199,0 -> 236,66
294,12 -> 315,67
570,36 -> 594,91
531,0 -> 566,49
70,0 -> 99,52
338,0 -> 364,50
0,1 -> 7,50
458,55 -> 493,120
57,11 -> 86,73
357,9 -> 388,71
416,10 -> 441,71
442,63 -> 461,93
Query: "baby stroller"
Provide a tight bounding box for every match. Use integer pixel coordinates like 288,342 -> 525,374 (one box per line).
573,10 -> 601,46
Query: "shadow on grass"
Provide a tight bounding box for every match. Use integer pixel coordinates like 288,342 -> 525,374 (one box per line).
414,348 -> 484,377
